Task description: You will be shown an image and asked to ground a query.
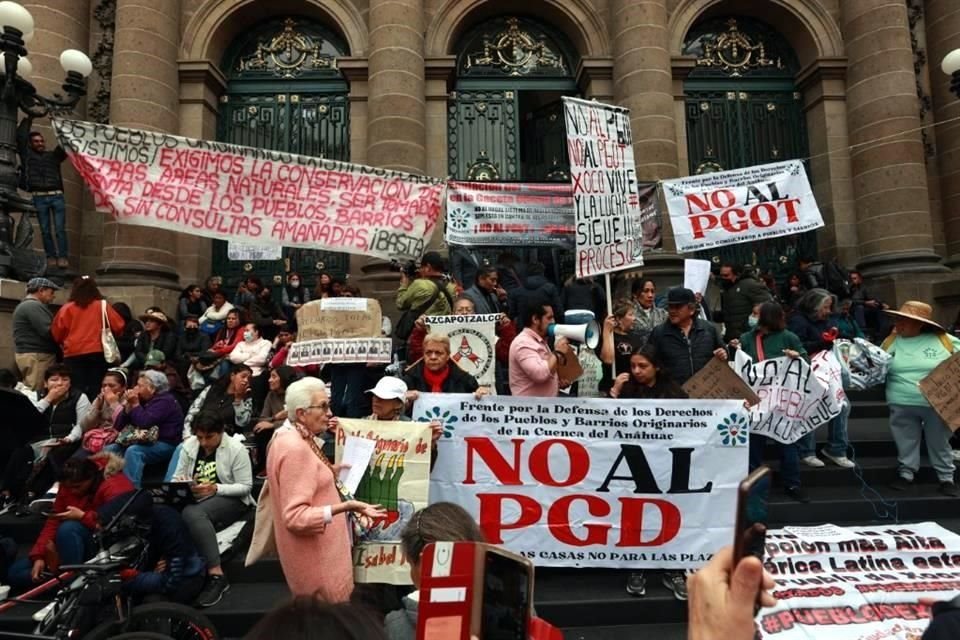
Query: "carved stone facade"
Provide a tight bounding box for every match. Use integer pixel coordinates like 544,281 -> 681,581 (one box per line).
6,0 -> 960,359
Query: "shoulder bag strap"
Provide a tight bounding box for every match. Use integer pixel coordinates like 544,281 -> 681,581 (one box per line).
754,332 -> 765,362
100,299 -> 108,330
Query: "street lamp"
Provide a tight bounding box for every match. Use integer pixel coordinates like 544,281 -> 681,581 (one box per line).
942,48 -> 960,99
0,1 -> 90,279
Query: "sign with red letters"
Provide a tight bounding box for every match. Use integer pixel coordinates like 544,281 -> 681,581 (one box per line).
413,394 -> 748,570
52,119 -> 444,262
662,160 -> 824,254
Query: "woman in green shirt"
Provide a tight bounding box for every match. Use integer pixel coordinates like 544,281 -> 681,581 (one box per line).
739,302 -> 809,503
883,301 -> 960,496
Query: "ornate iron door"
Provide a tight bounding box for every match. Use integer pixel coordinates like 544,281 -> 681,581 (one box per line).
448,90 -> 519,181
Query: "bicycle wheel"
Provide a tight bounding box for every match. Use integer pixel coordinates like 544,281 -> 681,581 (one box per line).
126,603 -> 219,640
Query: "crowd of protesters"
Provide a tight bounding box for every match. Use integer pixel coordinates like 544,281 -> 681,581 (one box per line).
0,248 -> 957,637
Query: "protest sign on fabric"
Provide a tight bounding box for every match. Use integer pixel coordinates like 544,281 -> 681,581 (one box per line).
425,314 -> 499,387
336,419 -> 431,585
295,298 -> 382,340
412,394 -> 748,570
757,522 -> 960,639
662,161 -> 824,254
810,351 -> 848,416
226,242 -> 282,261
562,97 -> 650,278
920,352 -> 960,431
683,357 -> 760,406
446,182 -> 575,248
52,119 -> 444,262
576,347 -> 604,398
735,355 -> 841,444
286,338 -> 392,366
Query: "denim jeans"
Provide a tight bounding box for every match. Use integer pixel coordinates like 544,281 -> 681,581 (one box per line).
105,441 -> 176,488
798,401 -> 851,459
7,520 -> 94,588
750,433 -> 800,489
889,404 -> 956,483
164,443 -> 183,481
32,194 -> 67,259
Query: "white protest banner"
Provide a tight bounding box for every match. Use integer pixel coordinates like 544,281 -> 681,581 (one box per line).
226,242 -> 282,261
286,338 -> 392,366
446,182 -> 574,248
662,160 -> 824,254
562,97 -> 648,278
758,522 -> 960,639
425,314 -> 499,387
735,356 -> 841,444
810,351 -> 848,417
53,119 -> 444,262
413,394 -> 749,569
336,419 -> 432,585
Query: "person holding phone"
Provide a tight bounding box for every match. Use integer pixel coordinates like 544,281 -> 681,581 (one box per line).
740,302 -> 809,503
608,344 -> 689,600
6,455 -> 134,589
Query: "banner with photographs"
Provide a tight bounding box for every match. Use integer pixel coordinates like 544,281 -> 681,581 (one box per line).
286,338 -> 392,366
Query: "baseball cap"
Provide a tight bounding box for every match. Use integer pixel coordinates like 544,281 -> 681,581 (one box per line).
26,277 -> 60,293
144,349 -> 166,367
366,376 -> 408,400
666,287 -> 696,306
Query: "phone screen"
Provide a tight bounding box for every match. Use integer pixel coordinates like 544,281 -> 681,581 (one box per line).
481,552 -> 529,640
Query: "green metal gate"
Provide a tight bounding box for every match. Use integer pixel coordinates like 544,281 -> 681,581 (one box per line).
683,17 -> 815,281
212,17 -> 351,293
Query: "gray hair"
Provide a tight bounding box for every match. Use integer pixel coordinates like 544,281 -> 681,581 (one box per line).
285,377 -> 327,415
139,370 -> 169,394
422,333 -> 451,352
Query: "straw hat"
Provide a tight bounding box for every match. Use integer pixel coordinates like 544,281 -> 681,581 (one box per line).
884,301 -> 945,332
139,310 -> 171,326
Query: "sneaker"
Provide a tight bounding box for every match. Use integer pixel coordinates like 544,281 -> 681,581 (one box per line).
800,456 -> 825,468
889,476 -> 913,491
952,450 -> 960,462
625,572 -> 646,597
939,482 -> 959,497
662,571 -> 688,601
784,486 -> 810,503
194,574 -> 230,608
46,257 -> 56,270
821,451 -> 855,469
56,258 -> 68,269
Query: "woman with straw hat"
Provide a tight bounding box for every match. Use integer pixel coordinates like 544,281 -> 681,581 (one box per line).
883,301 -> 960,496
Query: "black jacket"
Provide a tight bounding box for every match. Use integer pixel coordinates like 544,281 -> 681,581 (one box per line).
923,598 -> 960,640
43,388 -> 82,440
403,362 -> 480,395
561,280 -> 605,320
508,275 -> 563,323
718,275 -> 772,341
175,331 -> 211,362
133,329 -> 178,367
647,319 -> 723,386
786,312 -> 834,356
17,119 -> 66,192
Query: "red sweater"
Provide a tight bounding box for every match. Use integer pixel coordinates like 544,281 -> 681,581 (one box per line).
210,327 -> 244,356
51,300 -> 125,357
30,469 -> 135,561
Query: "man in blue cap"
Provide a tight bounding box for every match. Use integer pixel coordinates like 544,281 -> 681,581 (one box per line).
13,277 -> 60,392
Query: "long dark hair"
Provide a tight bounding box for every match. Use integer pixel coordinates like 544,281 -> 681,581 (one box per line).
69,276 -> 103,308
757,302 -> 786,332
245,599 -> 386,640
60,458 -> 101,494
401,502 -> 485,566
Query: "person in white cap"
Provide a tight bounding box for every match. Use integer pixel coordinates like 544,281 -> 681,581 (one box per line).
364,376 -> 442,459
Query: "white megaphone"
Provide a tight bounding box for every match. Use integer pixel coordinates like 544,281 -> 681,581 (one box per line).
548,319 -> 600,349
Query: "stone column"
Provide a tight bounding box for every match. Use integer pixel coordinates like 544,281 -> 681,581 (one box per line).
610,0 -> 681,274
97,0 -> 180,287
22,1 -> 90,272
366,0 -> 426,173
841,0 -> 946,275
925,0 -> 960,267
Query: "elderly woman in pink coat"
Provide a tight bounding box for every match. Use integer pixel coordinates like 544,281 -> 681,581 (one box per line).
267,377 -> 385,600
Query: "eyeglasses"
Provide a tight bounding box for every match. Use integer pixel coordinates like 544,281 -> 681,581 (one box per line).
305,402 -> 331,412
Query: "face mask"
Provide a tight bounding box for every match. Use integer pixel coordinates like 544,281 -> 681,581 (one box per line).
186,327 -> 198,335
290,279 -> 300,287
243,331 -> 255,342
748,315 -> 759,328
720,279 -> 735,290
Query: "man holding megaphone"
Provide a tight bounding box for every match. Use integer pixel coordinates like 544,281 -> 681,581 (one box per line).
508,296 -> 575,397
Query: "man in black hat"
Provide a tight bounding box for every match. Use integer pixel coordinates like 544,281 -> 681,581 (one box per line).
647,287 -> 727,386
13,277 -> 60,392
396,251 -> 457,319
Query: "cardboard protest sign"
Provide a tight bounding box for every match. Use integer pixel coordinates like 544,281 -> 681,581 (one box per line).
735,356 -> 842,444
295,298 -> 382,341
446,182 -> 574,248
683,357 -> 760,406
758,522 -> 960,639
286,338 -> 392,366
414,394 -> 748,569
562,97 -> 650,278
336,419 -> 431,585
576,346 -> 604,398
425,314 -> 498,387
662,161 -> 824,254
919,351 -> 960,431
53,119 -> 444,262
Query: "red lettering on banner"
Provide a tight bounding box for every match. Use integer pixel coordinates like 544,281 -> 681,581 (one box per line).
548,495 -> 611,546
477,494 -> 541,543
528,440 -> 590,487
688,199 -> 804,239
465,438 -> 522,485
618,498 -> 682,546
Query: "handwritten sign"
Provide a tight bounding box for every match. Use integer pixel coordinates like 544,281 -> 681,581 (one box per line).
295,298 -> 382,340
53,119 -> 444,262
919,352 -> 960,431
286,338 -> 392,366
562,97 -> 646,278
683,357 -> 760,406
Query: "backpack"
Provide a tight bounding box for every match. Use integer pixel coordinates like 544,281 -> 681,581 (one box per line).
394,281 -> 452,341
822,260 -> 852,299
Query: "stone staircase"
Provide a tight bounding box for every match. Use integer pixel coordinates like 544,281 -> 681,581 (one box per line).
1,388 -> 957,639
